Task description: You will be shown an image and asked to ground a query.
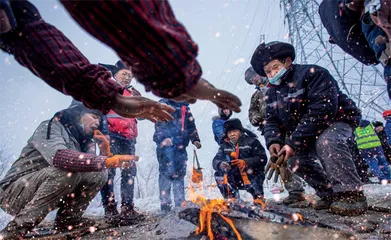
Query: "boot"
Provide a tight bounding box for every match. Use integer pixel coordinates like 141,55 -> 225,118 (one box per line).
312,195 -> 334,210
0,221 -> 33,240
54,217 -> 95,232
161,203 -> 172,214
119,204 -> 145,226
330,191 -> 368,216
103,202 -> 120,224
282,193 -> 309,208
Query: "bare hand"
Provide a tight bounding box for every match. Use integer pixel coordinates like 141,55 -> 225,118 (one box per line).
193,141 -> 202,149
269,144 -> 281,157
220,162 -> 231,171
172,78 -> 241,113
278,144 -> 295,162
160,138 -> 173,148
112,94 -> 175,123
0,10 -> 12,34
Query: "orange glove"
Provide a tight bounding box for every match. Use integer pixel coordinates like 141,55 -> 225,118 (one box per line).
231,159 -> 250,185
94,130 -> 111,156
231,159 -> 247,169
106,155 -> 139,168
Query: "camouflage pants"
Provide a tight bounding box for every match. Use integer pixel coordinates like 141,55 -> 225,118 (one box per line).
0,167 -> 107,227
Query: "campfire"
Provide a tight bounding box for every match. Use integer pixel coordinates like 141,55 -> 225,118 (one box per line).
187,183 -> 243,240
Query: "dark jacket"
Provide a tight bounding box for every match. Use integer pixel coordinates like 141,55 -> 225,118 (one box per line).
212,132 -> 267,176
153,99 -> 200,147
264,64 -> 361,150
319,0 -> 378,65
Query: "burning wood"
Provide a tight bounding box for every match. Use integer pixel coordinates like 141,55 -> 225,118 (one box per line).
187,184 -> 242,240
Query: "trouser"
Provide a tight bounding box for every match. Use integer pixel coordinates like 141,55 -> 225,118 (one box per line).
159,174 -> 185,208
214,169 -> 265,199
156,146 -> 188,208
0,167 -> 107,227
100,135 -> 137,208
286,122 -> 363,198
360,146 -> 391,181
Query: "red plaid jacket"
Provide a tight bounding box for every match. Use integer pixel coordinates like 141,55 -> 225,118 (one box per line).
1,0 -> 201,113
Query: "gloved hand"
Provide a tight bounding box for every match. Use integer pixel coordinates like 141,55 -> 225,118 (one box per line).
250,115 -> 263,126
220,162 -> 231,171
193,141 -> 202,149
106,155 -> 139,168
231,159 -> 247,169
94,130 -> 111,156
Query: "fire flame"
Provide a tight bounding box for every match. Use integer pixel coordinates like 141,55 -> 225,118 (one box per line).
188,184 -> 242,240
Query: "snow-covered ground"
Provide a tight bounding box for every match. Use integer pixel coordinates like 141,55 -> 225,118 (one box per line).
2,179 -> 391,231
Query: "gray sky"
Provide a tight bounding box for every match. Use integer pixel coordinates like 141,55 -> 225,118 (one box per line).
0,0 -> 285,166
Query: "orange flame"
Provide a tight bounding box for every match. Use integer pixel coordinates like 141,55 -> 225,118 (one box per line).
188,184 -> 242,240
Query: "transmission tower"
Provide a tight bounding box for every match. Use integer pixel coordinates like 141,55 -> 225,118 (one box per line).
281,0 -> 390,120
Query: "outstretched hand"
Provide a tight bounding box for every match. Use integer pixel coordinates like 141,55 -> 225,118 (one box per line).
112,94 -> 175,123
172,78 -> 242,113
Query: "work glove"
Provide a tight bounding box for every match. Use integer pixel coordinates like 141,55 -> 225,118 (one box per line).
250,115 -> 263,126
193,141 -> 202,149
220,162 -> 231,171
106,155 -> 139,168
231,159 -> 247,169
94,130 -> 111,156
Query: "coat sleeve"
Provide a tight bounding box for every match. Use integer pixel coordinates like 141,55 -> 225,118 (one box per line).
212,147 -> 226,171
212,120 -> 224,144
263,93 -> 285,149
286,67 -> 338,150
242,138 -> 267,171
248,91 -> 266,126
186,108 -> 200,143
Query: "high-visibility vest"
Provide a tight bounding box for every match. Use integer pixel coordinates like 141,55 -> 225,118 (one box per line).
355,124 -> 381,149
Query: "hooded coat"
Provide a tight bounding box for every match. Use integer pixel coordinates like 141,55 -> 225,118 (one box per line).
212,109 -> 233,144
0,106 -> 104,191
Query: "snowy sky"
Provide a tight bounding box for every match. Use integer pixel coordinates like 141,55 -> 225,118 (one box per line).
0,0 -> 286,165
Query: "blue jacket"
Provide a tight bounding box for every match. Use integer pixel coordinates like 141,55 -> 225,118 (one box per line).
385,118 -> 391,145
264,64 -> 361,150
212,117 -> 225,145
153,99 -> 200,148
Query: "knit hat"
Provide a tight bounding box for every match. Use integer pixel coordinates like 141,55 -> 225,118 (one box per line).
223,118 -> 257,138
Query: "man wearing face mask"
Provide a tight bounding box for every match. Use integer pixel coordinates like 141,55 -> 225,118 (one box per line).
250,41 -> 367,216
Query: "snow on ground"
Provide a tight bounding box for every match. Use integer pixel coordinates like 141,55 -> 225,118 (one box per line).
1,182 -> 391,231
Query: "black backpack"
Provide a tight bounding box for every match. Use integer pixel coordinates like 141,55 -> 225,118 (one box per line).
319,0 -> 378,65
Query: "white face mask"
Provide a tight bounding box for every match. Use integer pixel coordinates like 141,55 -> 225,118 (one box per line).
268,66 -> 287,85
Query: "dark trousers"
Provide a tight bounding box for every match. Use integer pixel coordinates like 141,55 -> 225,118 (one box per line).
214,169 -> 265,199
156,146 -> 187,209
100,134 -> 137,208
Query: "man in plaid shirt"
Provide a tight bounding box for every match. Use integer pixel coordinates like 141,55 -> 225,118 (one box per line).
0,0 -> 241,121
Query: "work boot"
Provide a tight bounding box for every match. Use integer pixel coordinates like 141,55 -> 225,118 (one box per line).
161,203 -> 172,214
312,195 -> 334,210
282,193 -> 308,208
330,191 -> 368,216
54,217 -> 95,232
0,221 -> 33,240
103,202 -> 120,224
119,204 -> 145,226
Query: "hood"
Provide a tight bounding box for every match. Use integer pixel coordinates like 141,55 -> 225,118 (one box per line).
359,119 -> 371,128
218,108 -> 232,120
51,105 -> 103,143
